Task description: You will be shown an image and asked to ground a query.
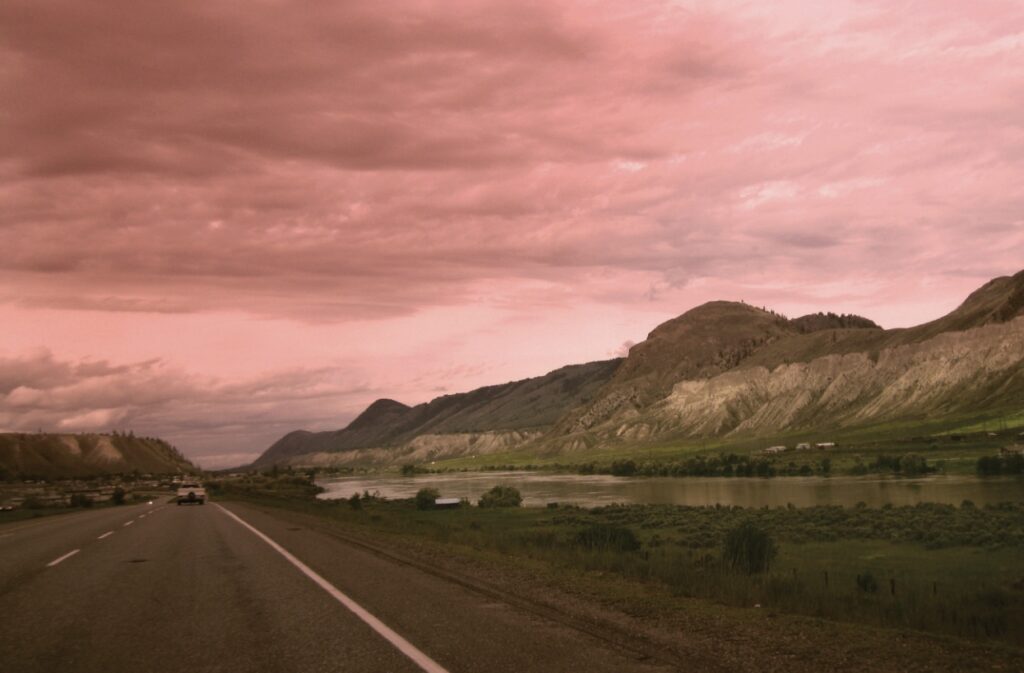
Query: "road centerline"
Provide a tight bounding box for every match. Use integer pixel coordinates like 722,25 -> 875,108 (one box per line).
216,504 -> 450,673
46,549 -> 80,567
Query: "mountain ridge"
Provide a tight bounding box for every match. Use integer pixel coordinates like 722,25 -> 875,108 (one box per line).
0,432 -> 199,480
251,270 -> 1024,468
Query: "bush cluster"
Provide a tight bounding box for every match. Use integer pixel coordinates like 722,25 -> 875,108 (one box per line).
573,524 -> 641,552
415,487 -> 440,510
554,501 -> 1024,550
478,485 -> 522,508
722,521 -> 777,574
977,453 -> 1024,475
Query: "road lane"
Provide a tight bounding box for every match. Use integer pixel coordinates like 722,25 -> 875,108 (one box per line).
0,503 -> 165,592
0,502 -> 435,673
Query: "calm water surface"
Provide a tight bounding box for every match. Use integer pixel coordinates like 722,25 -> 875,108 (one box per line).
318,472 -> 1024,508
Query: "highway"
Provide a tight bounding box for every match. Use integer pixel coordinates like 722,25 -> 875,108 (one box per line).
0,501 -> 678,673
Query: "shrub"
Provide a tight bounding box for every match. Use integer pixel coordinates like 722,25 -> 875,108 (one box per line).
347,492 -> 362,510
69,493 -> 93,508
415,487 -> 440,510
22,496 -> 45,510
856,571 -> 879,593
573,524 -> 641,552
111,487 -> 126,505
478,485 -> 522,508
610,459 -> 637,476
722,520 -> 777,574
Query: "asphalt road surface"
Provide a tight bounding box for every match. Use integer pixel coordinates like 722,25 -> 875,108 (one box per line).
0,501 -> 677,673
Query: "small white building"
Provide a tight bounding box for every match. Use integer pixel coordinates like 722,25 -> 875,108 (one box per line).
815,442 -> 836,449
795,443 -> 811,450
763,445 -> 787,454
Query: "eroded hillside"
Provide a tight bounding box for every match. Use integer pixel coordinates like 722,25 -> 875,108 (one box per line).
253,269 -> 1024,468
0,433 -> 198,479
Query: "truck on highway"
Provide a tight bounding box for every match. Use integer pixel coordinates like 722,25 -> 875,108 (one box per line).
176,481 -> 207,506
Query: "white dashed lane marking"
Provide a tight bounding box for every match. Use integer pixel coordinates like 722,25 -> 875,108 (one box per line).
46,549 -> 80,567
98,531 -> 114,540
123,521 -> 134,527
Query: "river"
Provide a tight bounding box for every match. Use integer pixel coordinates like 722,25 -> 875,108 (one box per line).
317,471 -> 1024,508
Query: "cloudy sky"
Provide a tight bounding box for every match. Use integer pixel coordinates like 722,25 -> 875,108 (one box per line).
2,0 -> 1023,468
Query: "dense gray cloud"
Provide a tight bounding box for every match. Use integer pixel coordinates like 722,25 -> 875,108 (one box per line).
0,351 -> 376,468
2,1 -> 1023,460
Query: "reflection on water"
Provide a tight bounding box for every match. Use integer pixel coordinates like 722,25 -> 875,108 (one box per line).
317,472 -> 1024,508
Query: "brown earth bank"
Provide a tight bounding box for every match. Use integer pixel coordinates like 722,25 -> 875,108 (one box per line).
227,496 -> 1024,673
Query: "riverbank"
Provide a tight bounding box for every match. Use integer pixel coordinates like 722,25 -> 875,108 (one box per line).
316,471 -> 1024,508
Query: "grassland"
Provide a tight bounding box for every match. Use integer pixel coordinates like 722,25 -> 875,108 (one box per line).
211,475 -> 1024,648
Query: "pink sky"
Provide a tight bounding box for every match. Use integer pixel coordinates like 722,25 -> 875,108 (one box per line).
2,0 -> 1023,468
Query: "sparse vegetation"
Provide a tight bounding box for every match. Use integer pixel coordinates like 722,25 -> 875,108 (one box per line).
573,524 -> 640,552
856,571 -> 879,593
977,453 -> 1024,475
478,485 -> 522,508
69,493 -> 93,508
722,521 -> 776,574
415,487 -> 441,510
205,474 -> 323,499
213,477 -> 1024,647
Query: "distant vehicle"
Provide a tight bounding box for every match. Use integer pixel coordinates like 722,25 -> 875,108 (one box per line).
176,482 -> 207,506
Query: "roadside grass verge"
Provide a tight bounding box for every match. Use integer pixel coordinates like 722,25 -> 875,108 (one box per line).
213,478 -> 1024,647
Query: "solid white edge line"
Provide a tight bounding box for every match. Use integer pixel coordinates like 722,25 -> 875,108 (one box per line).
98,531 -> 114,539
46,549 -> 80,567
216,504 -> 450,673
